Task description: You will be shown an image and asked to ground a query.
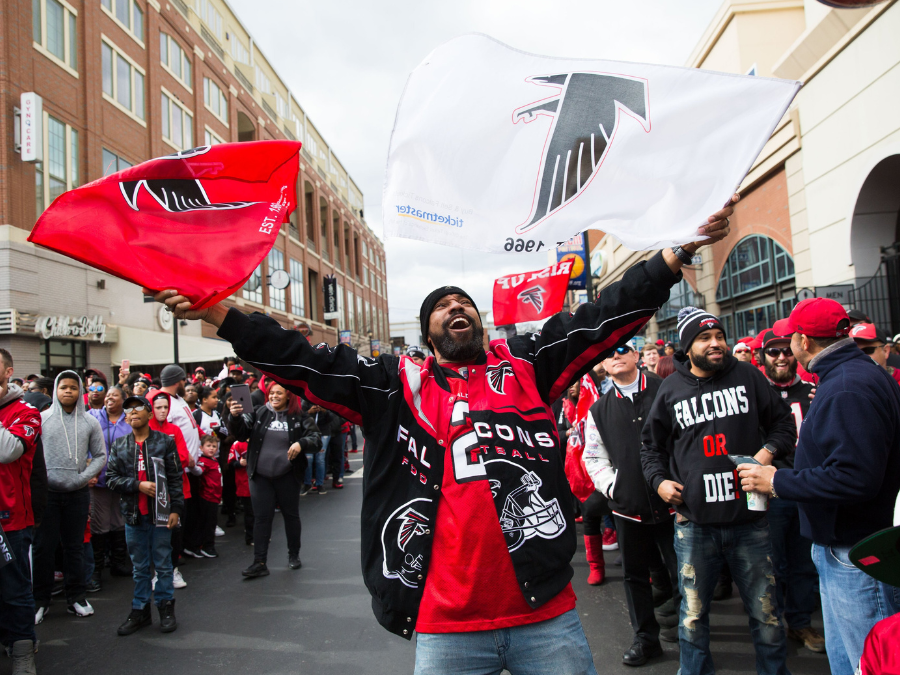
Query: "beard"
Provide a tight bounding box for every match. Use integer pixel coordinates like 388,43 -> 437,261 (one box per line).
689,346 -> 727,373
765,357 -> 797,384
431,313 -> 485,363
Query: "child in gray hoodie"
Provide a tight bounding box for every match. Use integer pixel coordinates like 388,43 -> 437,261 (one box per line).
33,370 -> 106,622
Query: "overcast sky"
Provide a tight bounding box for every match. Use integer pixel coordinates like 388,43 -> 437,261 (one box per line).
229,0 -> 724,323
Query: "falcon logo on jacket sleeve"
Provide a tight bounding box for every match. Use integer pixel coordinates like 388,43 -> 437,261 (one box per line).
486,361 -> 515,395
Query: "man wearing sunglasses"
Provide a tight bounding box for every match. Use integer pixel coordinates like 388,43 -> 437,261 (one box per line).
850,323 -> 900,386
757,328 -> 824,654
86,377 -> 107,411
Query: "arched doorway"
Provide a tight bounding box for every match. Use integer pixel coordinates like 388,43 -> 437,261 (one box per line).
848,154 -> 900,332
237,111 -> 256,143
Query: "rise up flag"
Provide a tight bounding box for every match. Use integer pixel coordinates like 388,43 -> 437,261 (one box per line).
383,34 -> 800,253
29,141 -> 301,309
492,261 -> 572,325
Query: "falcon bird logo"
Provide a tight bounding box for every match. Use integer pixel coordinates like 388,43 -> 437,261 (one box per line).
518,286 -> 545,314
513,72 -> 649,234
486,360 -> 515,395
396,507 -> 429,551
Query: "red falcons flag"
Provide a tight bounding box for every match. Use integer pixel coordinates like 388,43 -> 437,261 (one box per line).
28,141 -> 301,309
492,261 -> 573,325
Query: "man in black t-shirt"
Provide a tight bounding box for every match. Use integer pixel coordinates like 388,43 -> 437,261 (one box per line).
758,328 -> 824,654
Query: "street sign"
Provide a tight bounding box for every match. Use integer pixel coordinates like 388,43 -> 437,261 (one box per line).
796,288 -> 815,302
814,284 -> 854,305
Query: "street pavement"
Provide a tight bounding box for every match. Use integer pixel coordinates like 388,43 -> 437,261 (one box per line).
29,455 -> 831,675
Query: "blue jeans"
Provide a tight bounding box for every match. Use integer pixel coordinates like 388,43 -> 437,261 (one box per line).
414,609 -> 598,675
673,518 -> 788,675
766,499 -> 818,629
304,434 -> 328,487
125,515 -> 174,609
0,527 -> 35,646
811,543 -> 900,675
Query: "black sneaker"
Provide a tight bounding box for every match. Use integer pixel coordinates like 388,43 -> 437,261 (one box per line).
182,548 -> 203,559
242,561 -> 270,578
158,599 -> 177,633
299,485 -> 311,496
117,605 -> 152,636
288,555 -> 302,570
200,547 -> 218,558
85,578 -> 101,593
316,485 -> 327,495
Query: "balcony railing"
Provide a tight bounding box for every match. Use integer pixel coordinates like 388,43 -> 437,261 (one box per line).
200,25 -> 225,61
301,148 -> 312,162
261,99 -> 278,123
317,166 -> 326,180
233,66 -> 253,94
282,124 -> 296,141
171,0 -> 189,18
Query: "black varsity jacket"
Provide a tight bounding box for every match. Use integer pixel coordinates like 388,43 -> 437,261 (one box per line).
217,251 -> 680,639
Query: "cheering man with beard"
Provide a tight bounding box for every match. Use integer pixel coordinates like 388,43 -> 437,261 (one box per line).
150,198 -> 736,675
641,308 -> 796,675
757,328 -> 824,654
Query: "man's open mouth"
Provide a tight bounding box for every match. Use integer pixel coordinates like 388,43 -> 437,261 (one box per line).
448,315 -> 471,331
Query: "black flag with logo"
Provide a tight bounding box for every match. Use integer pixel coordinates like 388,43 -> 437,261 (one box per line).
323,275 -> 339,321
151,456 -> 170,527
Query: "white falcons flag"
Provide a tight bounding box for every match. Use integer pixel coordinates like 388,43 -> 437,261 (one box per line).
382,34 -> 800,254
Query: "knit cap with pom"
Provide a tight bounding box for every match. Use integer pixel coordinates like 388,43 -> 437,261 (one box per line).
677,306 -> 725,350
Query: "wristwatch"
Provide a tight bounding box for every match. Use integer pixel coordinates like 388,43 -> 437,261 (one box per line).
770,479 -> 779,499
763,443 -> 778,456
671,245 -> 693,265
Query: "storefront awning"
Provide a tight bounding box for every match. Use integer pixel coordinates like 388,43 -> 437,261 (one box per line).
110,326 -> 236,367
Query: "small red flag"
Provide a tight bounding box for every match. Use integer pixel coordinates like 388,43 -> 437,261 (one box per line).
492,261 -> 573,325
28,141 -> 301,309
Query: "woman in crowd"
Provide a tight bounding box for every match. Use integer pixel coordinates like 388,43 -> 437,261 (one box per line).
87,384 -> 133,588
229,381 -> 319,579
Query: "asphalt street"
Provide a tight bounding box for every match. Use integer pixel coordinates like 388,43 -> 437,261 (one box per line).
28,455 -> 831,675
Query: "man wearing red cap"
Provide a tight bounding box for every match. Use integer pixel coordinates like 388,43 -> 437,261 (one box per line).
152,198 -> 737,673
739,298 -> 900,675
849,323 -> 900,386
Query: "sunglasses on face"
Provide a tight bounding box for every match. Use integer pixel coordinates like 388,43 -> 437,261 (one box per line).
124,405 -> 149,412
860,345 -> 884,355
614,345 -> 634,355
88,385 -> 105,392
765,347 -> 793,358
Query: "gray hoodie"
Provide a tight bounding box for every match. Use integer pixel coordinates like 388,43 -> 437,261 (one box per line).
40,370 -> 106,491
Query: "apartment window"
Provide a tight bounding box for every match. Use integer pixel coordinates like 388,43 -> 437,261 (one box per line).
160,33 -> 191,89
203,77 -> 228,122
347,289 -> 355,333
336,283 -> 345,330
255,65 -> 271,94
305,132 -> 318,158
289,259 -> 304,316
33,0 -> 78,74
102,38 -> 145,121
362,240 -> 368,260
308,270 -> 319,322
242,263 -> 262,304
276,92 -> 286,118
197,0 -> 222,39
101,0 -> 143,43
35,114 -> 78,217
161,89 -> 193,150
204,127 -> 223,145
365,301 -> 371,335
319,198 -> 329,261
363,267 -> 368,288
102,148 -> 132,176
231,36 -> 249,64
268,249 -> 285,311
357,296 -> 364,333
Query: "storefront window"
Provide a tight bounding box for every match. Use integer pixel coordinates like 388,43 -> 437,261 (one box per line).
40,339 -> 86,378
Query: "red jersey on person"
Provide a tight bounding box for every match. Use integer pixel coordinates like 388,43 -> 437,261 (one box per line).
197,455 -> 222,503
858,612 -> 900,675
415,365 -> 576,634
137,442 -> 150,516
0,396 -> 42,532
229,441 -> 250,498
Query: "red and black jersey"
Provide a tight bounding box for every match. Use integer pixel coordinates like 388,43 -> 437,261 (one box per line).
197,455 -> 222,504
0,393 -> 42,531
218,251 -> 680,639
766,374 -> 814,470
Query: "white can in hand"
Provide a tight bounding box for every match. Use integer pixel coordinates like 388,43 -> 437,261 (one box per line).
746,491 -> 768,511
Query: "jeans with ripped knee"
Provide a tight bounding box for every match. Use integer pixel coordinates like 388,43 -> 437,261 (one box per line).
673,517 -> 789,675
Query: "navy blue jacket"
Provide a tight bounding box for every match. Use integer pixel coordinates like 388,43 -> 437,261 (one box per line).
773,342 -> 900,546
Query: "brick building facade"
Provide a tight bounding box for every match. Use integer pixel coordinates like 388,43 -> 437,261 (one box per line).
0,0 -> 388,377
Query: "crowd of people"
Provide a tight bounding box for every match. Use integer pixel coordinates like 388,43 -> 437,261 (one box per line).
0,354 -> 361,673
2,190 -> 899,675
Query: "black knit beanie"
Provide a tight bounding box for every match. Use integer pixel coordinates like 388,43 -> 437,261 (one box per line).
419,286 -> 478,348
677,306 -> 726,350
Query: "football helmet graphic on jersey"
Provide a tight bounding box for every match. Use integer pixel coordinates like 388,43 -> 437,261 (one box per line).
381,498 -> 433,588
487,459 -> 566,552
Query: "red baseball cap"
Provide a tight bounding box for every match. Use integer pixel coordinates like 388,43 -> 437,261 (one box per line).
655,339 -> 664,346
759,326 -> 792,348
738,336 -> 754,345
772,298 -> 850,338
849,323 -> 880,342
749,334 -> 764,350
